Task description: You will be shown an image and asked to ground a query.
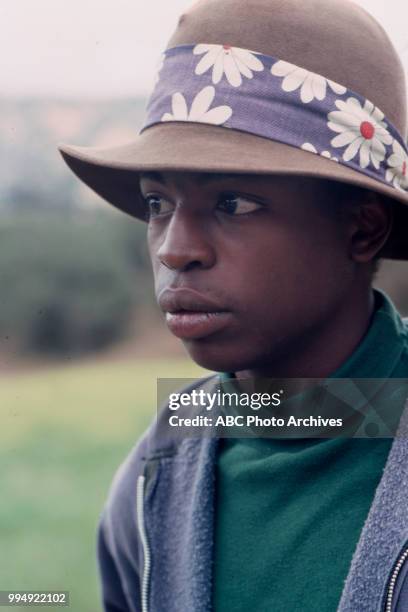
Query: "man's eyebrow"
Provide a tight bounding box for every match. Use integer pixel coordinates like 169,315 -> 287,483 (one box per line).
139,171 -> 243,185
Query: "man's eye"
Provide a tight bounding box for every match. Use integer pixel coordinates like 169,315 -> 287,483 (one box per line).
143,195 -> 174,218
217,194 -> 263,215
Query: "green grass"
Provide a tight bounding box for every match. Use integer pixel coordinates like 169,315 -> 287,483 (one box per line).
0,358 -> 208,611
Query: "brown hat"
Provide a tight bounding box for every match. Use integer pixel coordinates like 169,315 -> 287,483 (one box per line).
58,0 -> 408,259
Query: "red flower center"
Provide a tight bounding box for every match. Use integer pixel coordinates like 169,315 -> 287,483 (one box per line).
360,121 -> 375,140
403,161 -> 407,177
223,45 -> 231,52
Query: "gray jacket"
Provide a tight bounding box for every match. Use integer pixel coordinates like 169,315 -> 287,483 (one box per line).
97,375 -> 408,612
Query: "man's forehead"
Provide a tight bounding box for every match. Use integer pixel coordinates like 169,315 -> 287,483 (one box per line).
138,170 -> 340,196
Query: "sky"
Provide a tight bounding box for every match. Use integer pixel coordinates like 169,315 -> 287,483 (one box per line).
2,0 -> 408,98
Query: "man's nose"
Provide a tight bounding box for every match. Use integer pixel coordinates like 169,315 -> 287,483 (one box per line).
156,210 -> 216,272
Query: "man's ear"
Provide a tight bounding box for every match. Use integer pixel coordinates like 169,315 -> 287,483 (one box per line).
348,191 -> 393,263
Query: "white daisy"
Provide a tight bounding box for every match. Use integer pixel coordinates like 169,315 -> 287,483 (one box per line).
271,60 -> 347,103
193,44 -> 264,88
386,139 -> 408,191
161,85 -> 232,125
301,142 -> 338,162
327,97 -> 393,169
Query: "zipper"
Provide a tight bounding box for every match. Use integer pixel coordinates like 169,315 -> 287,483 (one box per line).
136,474 -> 151,612
384,547 -> 408,612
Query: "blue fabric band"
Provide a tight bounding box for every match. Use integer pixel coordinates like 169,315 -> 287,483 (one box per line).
142,43 -> 408,193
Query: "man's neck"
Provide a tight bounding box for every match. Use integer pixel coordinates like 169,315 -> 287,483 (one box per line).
235,288 -> 376,380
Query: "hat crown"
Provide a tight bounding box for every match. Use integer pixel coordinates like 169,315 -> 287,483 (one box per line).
167,0 -> 407,138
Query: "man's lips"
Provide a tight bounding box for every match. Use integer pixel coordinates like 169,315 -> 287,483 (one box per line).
158,287 -> 228,314
158,288 -> 232,340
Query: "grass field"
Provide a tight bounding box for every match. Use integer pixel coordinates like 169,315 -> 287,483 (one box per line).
0,358 -> 208,611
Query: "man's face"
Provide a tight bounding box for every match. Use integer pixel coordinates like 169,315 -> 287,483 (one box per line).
141,171 -> 355,373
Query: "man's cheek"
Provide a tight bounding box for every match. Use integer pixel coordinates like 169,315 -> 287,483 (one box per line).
151,257 -> 160,278
147,242 -> 164,277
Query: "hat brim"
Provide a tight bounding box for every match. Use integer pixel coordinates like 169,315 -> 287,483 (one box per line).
58,122 -> 408,260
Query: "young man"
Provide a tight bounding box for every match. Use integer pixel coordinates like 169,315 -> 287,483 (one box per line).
59,0 -> 408,610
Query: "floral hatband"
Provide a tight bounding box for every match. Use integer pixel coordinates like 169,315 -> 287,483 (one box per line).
142,43 -> 408,193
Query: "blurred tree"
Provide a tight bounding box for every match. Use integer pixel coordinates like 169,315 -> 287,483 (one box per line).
0,212 -> 151,358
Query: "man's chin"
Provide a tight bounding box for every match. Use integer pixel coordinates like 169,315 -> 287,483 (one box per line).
182,337 -> 255,374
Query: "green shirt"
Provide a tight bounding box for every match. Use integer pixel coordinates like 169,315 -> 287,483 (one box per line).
212,290 -> 408,612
